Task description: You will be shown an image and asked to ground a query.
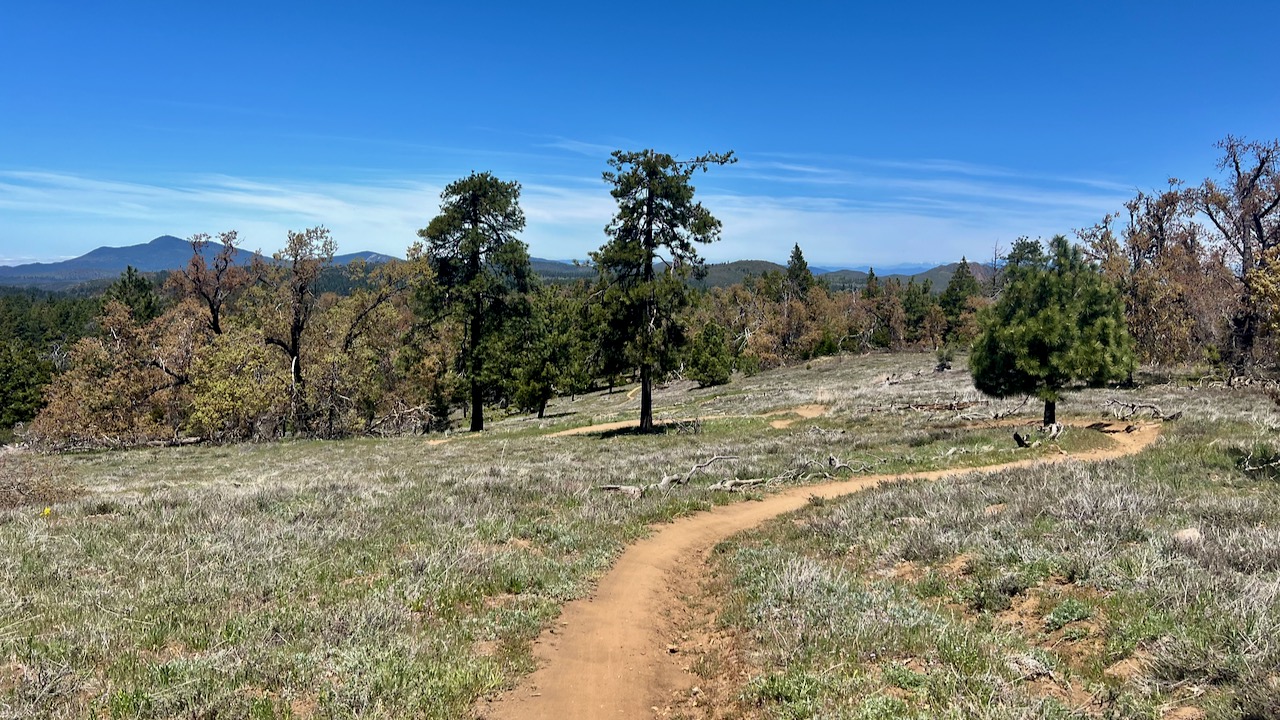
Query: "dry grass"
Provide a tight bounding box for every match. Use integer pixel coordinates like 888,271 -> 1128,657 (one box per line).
1,352 -> 1265,719
712,363 -> 1280,719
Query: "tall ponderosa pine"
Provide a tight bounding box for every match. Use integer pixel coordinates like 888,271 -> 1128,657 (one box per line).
419,171 -> 531,432
970,235 -> 1134,426
594,149 -> 735,432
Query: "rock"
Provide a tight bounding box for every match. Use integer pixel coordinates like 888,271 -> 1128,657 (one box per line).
1172,527 -> 1203,545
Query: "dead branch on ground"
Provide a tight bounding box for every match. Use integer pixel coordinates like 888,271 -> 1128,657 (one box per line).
1240,449 -> 1280,473
900,398 -> 989,412
1103,399 -> 1184,421
990,396 -> 1031,420
885,370 -> 925,385
596,455 -> 739,497
597,451 -> 890,497
1041,423 -> 1064,440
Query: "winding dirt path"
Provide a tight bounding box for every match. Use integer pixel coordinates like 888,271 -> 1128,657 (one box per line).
478,422 -> 1160,719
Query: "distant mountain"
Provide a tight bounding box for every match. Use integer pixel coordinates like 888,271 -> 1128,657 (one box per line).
530,257 -> 596,282
909,261 -> 995,290
0,236 -> 399,290
0,236 -> 999,295
693,260 -> 786,289
817,269 -> 872,291
818,261 -> 995,293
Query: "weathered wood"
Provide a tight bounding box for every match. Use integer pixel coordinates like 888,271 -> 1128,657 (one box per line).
1104,398 -> 1184,421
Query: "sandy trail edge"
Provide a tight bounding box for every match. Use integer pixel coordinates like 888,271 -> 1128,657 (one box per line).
479,423 -> 1160,719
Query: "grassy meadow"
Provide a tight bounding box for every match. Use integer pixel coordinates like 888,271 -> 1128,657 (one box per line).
1,353 -> 1276,719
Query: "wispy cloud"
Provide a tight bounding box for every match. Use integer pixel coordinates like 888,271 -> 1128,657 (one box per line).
0,151 -> 1134,268
539,137 -> 620,158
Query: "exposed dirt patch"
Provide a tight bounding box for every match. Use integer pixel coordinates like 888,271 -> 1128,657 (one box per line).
1104,653 -> 1150,682
1026,676 -> 1094,711
766,404 -> 829,429
479,423 -> 1161,719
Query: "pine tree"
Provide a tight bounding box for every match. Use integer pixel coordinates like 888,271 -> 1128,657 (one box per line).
939,257 -> 982,341
861,268 -> 881,299
513,283 -> 591,418
786,243 -> 815,298
0,340 -> 51,432
970,236 -> 1134,426
901,278 -> 938,346
593,149 -> 735,432
418,172 -> 531,432
686,322 -> 732,387
105,266 -> 161,323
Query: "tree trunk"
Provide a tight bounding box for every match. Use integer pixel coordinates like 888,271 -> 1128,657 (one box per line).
469,292 -> 484,432
639,363 -> 654,432
1230,302 -> 1259,371
537,398 -> 547,419
470,376 -> 483,432
639,167 -> 656,434
1043,399 -> 1056,427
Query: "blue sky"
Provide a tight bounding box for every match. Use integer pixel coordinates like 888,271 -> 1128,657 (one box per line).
2,1 -> 1277,268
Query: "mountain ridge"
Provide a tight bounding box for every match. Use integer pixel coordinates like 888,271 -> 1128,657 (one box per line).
0,236 -> 400,290
0,237 -> 994,292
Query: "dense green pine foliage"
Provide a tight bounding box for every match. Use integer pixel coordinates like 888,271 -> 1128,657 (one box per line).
512,282 -> 593,418
686,321 -> 733,387
785,243 -> 815,298
418,172 -> 532,432
939,257 -> 982,342
969,235 -> 1134,425
593,149 -> 735,432
104,266 -> 162,323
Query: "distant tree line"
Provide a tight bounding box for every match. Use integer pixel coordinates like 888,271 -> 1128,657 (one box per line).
2,136 -> 1277,447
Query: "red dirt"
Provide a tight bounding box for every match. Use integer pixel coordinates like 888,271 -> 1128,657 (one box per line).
478,422 -> 1160,719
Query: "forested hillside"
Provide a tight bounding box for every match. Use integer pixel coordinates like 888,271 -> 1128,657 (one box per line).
3,137 -> 1278,448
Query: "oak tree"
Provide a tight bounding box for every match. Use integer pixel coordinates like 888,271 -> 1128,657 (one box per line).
168,230 -> 252,335
1194,136 -> 1280,366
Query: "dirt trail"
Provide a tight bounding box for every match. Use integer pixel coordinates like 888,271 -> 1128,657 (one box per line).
479,422 -> 1160,719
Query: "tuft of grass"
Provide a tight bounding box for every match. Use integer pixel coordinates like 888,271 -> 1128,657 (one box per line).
1043,597 -> 1092,632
